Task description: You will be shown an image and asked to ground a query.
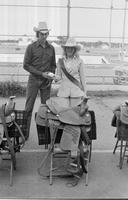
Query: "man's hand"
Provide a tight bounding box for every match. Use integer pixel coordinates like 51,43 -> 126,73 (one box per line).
53,75 -> 61,82
42,72 -> 55,80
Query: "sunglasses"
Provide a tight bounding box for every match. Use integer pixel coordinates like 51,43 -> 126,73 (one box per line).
39,32 -> 48,36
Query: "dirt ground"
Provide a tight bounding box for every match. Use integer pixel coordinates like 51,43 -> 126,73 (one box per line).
1,95 -> 128,198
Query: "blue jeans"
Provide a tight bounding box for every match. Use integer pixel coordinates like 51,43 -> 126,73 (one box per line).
25,75 -> 51,139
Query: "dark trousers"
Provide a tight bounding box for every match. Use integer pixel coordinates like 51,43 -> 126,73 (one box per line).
25,75 -> 51,139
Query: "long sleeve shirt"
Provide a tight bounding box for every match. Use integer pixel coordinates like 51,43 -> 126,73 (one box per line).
23,40 -> 56,80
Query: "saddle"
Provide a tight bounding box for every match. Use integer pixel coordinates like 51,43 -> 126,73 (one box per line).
36,101 -> 91,127
45,97 -> 91,126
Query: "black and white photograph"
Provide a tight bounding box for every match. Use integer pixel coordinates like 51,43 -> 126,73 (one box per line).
0,0 -> 128,199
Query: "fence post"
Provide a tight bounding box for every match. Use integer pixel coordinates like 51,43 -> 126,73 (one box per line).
67,0 -> 71,38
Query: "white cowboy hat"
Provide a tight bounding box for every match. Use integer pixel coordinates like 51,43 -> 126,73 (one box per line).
33,21 -> 50,33
61,37 -> 81,51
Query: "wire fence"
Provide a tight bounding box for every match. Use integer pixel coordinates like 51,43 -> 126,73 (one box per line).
0,0 -> 128,43
0,62 -> 118,85
0,0 -> 128,85
0,73 -> 115,85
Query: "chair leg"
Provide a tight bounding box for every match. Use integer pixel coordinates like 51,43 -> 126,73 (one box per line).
122,141 -> 127,167
113,139 -> 119,154
49,152 -> 53,185
89,141 -> 92,162
85,151 -> 89,186
9,160 -> 13,186
119,139 -> 123,169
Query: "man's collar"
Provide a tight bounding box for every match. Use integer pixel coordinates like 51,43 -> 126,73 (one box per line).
37,40 -> 50,48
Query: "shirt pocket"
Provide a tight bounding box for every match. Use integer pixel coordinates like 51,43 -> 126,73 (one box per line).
45,52 -> 53,61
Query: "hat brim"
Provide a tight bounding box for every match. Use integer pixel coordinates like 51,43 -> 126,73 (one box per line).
33,27 -> 50,33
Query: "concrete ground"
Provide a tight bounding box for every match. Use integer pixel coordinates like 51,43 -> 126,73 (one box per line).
0,151 -> 128,199
0,85 -> 128,199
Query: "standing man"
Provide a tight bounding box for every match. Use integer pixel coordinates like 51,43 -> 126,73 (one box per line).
23,21 -> 56,139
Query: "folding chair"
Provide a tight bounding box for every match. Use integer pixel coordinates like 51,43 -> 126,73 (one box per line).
36,104 -> 95,186
113,118 -> 128,169
0,108 -> 26,186
37,122 -> 92,186
37,120 -> 71,185
48,112 -> 94,186
49,130 -> 92,186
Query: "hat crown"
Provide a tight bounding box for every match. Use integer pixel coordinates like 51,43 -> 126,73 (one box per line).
62,37 -> 81,50
37,21 -> 48,31
38,22 -> 48,30
64,38 -> 77,47
33,21 -> 50,33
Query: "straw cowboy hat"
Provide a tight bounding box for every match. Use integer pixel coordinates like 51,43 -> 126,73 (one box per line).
33,21 -> 50,33
61,37 -> 81,51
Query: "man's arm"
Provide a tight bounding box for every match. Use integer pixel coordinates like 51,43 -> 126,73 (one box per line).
23,44 -> 43,76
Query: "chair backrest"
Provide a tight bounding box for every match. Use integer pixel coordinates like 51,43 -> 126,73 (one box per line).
117,119 -> 128,140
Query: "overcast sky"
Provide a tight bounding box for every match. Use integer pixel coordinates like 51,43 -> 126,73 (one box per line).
0,0 -> 128,42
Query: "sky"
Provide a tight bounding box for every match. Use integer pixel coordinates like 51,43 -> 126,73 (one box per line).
0,0 -> 128,43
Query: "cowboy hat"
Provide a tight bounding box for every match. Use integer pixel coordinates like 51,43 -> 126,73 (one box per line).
61,38 -> 81,51
33,21 -> 50,33
125,100 -> 128,105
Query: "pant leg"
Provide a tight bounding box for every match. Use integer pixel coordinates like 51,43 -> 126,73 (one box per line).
25,76 -> 39,139
40,85 -> 51,104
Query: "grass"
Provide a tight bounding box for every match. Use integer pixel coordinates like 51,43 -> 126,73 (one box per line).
87,90 -> 128,97
0,81 -> 26,97
51,87 -> 128,98
0,81 -> 128,98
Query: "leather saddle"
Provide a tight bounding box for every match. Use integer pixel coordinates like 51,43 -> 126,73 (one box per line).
36,97 -> 91,126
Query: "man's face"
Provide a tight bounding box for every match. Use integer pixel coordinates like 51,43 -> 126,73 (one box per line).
38,32 -> 49,43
